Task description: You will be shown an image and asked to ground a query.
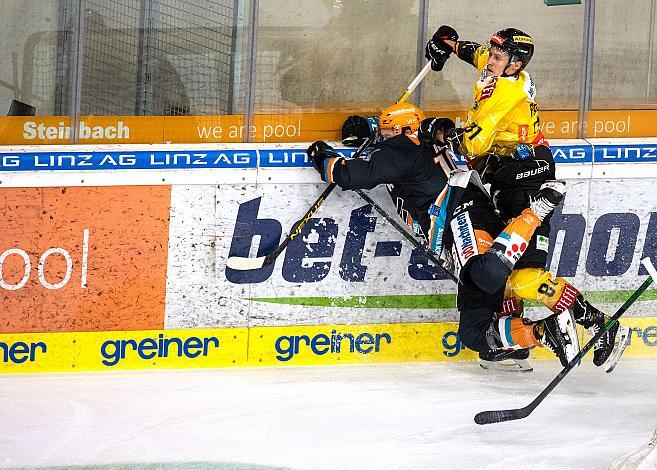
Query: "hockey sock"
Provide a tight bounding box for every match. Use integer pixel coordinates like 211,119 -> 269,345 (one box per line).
496,316 -> 542,349
489,209 -> 541,269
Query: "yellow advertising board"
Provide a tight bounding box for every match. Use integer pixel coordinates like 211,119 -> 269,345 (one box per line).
0,328 -> 248,373
2,319 -> 656,374
248,323 -> 476,366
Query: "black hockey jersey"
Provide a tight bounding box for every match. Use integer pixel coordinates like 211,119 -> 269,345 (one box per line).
326,134 -> 450,239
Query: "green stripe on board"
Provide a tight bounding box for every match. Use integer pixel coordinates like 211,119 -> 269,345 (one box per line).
248,288 -> 657,309
250,294 -> 456,309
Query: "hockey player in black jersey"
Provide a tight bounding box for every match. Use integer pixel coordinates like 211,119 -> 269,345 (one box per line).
309,102 -> 579,367
421,25 -> 628,372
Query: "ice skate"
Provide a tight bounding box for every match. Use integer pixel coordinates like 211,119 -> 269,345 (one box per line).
572,296 -> 631,373
529,180 -> 566,221
535,310 -> 580,367
479,349 -> 533,373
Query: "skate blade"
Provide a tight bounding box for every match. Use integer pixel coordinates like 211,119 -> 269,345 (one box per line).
479,358 -> 533,373
602,325 -> 631,373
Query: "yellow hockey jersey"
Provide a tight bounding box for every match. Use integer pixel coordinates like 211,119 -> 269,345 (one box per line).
455,42 -> 546,161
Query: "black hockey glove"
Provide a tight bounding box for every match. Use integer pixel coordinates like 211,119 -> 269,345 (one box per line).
307,141 -> 343,182
418,117 -> 456,146
341,115 -> 379,147
444,127 -> 464,152
444,127 -> 488,172
425,25 -> 459,71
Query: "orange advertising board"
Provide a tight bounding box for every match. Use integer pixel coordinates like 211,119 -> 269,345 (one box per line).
0,109 -> 656,145
0,186 -> 170,333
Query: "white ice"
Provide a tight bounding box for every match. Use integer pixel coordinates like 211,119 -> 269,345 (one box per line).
2,359 -> 657,470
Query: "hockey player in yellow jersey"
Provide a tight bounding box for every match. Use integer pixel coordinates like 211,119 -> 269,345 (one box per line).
423,26 -> 630,372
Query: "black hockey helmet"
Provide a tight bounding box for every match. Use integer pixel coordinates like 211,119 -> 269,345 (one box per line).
489,28 -> 534,72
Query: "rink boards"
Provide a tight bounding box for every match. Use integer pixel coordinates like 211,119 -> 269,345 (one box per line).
1,139 -> 656,373
1,318 -> 657,372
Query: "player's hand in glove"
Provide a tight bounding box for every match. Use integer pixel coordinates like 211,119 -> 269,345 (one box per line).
418,117 -> 456,145
444,127 -> 466,152
307,141 -> 343,182
341,115 -> 378,147
425,25 -> 459,71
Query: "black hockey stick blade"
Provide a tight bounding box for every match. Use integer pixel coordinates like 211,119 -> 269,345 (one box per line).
474,264 -> 655,425
474,369 -> 562,425
474,408 -> 531,425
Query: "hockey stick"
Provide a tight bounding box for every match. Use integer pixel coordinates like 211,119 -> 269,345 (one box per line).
396,62 -> 432,103
354,189 -> 458,283
225,132 -> 375,271
226,63 -> 433,271
226,182 -> 336,270
474,257 -> 657,425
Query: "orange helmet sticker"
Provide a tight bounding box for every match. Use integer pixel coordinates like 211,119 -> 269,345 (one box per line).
379,102 -> 426,133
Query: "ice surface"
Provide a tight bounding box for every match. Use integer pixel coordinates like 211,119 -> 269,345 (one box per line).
1,359 -> 657,470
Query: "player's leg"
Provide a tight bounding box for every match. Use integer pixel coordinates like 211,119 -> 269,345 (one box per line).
489,148 -> 627,369
508,267 -> 629,370
457,291 -> 579,367
453,180 -> 577,366
479,282 -> 531,371
461,180 -> 566,294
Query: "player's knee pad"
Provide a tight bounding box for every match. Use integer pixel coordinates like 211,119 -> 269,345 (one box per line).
508,267 -> 580,313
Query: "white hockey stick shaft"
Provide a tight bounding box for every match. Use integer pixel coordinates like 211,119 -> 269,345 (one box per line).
396,62 -> 432,104
641,257 -> 657,283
